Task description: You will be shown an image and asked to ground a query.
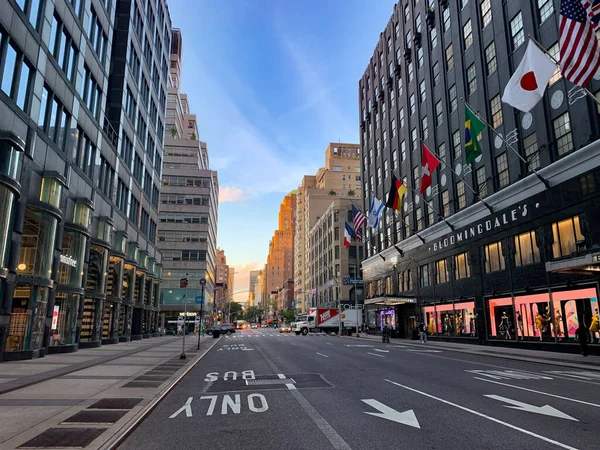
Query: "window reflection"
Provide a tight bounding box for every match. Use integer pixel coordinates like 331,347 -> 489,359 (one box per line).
1,45 -> 17,95
552,216 -> 585,258
17,207 -> 58,278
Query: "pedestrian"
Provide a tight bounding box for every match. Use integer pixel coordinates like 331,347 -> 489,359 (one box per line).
576,324 -> 589,357
201,326 -> 206,337
177,324 -> 183,337
418,321 -> 427,343
382,325 -> 390,343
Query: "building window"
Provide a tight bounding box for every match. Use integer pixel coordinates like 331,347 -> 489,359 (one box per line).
553,112 -> 573,156
552,216 -> 585,258
441,190 -> 450,217
485,42 -> 497,75
524,133 -> 540,171
476,166 -> 487,198
510,12 -> 525,49
419,264 -> 431,287
463,19 -> 473,49
548,42 -> 561,85
399,107 -> 405,128
391,118 -> 397,138
401,141 -> 407,162
438,142 -> 446,163
399,270 -> 412,291
467,64 -> 477,96
417,47 -> 424,68
430,27 -> 438,49
446,44 -> 454,70
490,95 -> 503,128
480,0 -> 492,28
409,94 -> 416,115
384,160 -> 389,178
449,84 -> 457,112
1,42 -> 33,113
419,80 -> 426,103
416,207 -> 423,231
456,181 -> 466,209
411,128 -> 418,152
454,252 -> 471,280
443,8 -> 451,32
452,130 -> 461,160
515,230 -> 540,266
538,0 -> 554,23
422,116 -> 429,140
496,153 -> 509,188
435,101 -> 443,127
435,259 -> 449,284
433,61 -> 440,87
484,241 -> 505,273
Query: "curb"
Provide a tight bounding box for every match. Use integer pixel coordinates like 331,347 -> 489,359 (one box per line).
101,337 -> 220,450
342,335 -> 600,371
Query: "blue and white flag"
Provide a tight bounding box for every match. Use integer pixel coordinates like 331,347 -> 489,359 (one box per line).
367,194 -> 384,230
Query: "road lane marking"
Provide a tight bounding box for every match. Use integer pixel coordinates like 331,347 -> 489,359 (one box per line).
373,349 -> 389,353
277,374 -> 286,379
367,352 -> 385,358
467,369 -> 553,380
316,353 -> 329,358
484,394 -> 578,421
473,377 -> 600,409
385,379 -> 578,450
326,342 -> 334,345
169,396 -> 193,418
362,399 -> 420,428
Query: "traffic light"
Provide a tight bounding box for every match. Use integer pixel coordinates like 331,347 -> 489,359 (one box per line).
180,278 -> 188,288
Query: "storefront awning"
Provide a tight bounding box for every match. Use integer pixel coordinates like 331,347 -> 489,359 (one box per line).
364,296 -> 416,306
546,252 -> 600,275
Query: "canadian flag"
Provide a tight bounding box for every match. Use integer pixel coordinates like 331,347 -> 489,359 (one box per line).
502,40 -> 557,113
420,144 -> 440,194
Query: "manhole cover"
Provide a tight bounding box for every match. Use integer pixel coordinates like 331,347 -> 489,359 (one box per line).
88,398 -> 143,410
63,410 -> 127,424
19,428 -> 104,448
122,381 -> 162,388
246,379 -> 291,385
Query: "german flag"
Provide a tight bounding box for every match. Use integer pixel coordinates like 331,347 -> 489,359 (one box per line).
385,175 -> 408,212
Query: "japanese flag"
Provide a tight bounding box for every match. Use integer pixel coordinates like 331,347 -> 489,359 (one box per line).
502,40 -> 558,113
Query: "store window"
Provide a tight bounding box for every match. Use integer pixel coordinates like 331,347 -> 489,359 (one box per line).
419,264 -> 431,287
514,230 -> 540,266
86,244 -> 108,293
435,259 -> 449,284
80,297 -> 102,342
57,229 -> 86,287
73,202 -> 92,229
5,285 -> 49,352
552,216 -> 585,258
454,252 -> 471,279
484,241 -> 505,273
0,184 -> 16,268
17,207 -> 58,279
51,292 -> 80,346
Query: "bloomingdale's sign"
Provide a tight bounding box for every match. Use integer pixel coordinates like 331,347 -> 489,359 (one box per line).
430,203 -> 536,253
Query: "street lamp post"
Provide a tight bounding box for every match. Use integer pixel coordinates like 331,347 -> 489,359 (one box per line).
197,277 -> 206,350
180,274 -> 189,360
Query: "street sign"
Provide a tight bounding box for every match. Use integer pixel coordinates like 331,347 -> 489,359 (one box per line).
343,277 -> 363,285
195,295 -> 204,305
199,277 -> 206,286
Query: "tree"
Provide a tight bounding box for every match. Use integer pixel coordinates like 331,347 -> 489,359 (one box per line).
170,127 -> 177,138
244,306 -> 263,322
280,309 -> 296,324
329,190 -> 336,196
268,300 -> 278,314
191,132 -> 196,140
348,189 -> 356,197
224,302 -> 243,322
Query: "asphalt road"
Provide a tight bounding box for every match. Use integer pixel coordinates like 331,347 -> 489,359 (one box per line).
119,328 -> 600,450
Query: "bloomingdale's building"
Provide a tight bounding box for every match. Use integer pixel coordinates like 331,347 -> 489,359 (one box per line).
360,0 -> 600,348
0,0 -> 170,361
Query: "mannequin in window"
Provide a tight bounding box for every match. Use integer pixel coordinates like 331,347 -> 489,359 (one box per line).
554,309 -> 563,339
590,308 -> 599,343
543,306 -> 552,333
534,312 -> 544,341
500,311 -> 511,339
470,313 -> 477,337
516,312 -> 524,340
427,316 -> 435,335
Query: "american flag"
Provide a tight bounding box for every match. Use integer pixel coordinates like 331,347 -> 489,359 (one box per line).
560,0 -> 600,87
582,0 -> 600,27
352,204 -> 367,242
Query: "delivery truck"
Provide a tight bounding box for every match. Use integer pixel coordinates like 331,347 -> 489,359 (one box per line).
293,307 -> 361,335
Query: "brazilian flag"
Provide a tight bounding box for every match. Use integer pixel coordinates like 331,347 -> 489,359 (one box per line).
464,104 -> 486,164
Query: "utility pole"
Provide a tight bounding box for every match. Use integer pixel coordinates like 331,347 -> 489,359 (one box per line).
180,274 -> 188,359
197,277 -> 206,350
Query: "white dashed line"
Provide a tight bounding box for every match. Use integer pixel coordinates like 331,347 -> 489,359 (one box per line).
316,352 -> 329,358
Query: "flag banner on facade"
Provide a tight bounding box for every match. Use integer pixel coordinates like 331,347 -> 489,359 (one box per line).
352,204 -> 367,241
464,104 -> 486,164
560,0 -> 600,87
420,144 -> 441,194
343,221 -> 354,249
385,175 -> 408,212
501,39 -> 557,112
368,194 -> 384,230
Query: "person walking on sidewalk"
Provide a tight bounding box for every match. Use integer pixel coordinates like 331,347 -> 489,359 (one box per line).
576,323 -> 590,357
418,322 -> 427,343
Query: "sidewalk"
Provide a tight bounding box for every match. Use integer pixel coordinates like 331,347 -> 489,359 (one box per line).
0,334 -> 218,449
347,334 -> 600,370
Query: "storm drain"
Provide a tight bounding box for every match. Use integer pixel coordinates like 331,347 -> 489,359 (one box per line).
62,410 -> 127,424
88,398 -> 143,409
246,379 -> 293,386
18,428 -> 104,448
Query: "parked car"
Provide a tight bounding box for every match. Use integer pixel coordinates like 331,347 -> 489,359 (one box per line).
218,323 -> 236,335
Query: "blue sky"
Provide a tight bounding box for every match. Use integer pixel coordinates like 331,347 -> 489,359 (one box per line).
168,0 -> 396,298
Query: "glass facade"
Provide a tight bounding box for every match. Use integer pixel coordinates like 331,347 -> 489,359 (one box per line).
52,293 -> 80,346
5,285 -> 49,352
17,207 -> 58,279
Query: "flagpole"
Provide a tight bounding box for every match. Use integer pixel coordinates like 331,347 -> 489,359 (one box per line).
527,35 -> 600,107
462,99 -> 551,189
391,170 -> 455,232
369,191 -> 425,244
420,139 -> 494,213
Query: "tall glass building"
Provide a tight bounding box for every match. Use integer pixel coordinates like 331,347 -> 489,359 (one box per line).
0,0 -> 170,362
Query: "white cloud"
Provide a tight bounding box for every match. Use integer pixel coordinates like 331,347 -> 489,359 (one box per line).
219,186 -> 244,203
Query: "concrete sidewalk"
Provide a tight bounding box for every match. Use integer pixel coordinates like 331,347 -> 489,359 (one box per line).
347,334 -> 600,370
0,334 -> 218,449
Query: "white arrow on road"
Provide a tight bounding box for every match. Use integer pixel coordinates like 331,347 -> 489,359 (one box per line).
362,399 -> 420,429
485,395 -> 578,421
